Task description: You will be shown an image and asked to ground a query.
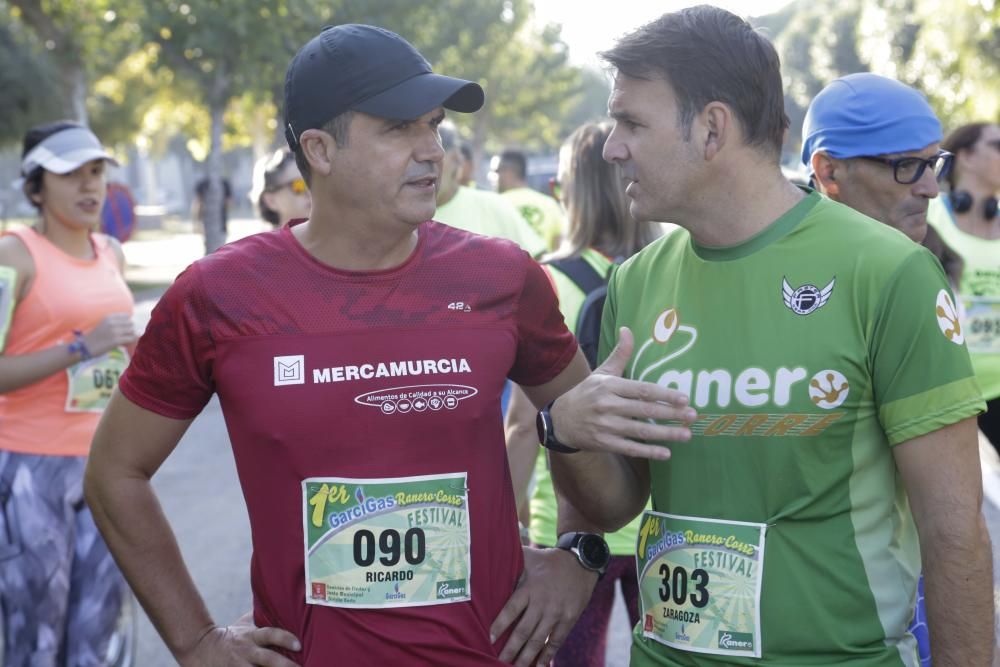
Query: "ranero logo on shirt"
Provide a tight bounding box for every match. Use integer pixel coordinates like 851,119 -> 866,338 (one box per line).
632,309 -> 850,437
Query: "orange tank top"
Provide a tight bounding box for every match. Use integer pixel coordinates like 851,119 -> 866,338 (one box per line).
0,227 -> 133,456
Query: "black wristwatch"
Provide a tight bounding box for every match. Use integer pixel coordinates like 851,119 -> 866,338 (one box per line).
556,532 -> 611,577
536,401 -> 580,453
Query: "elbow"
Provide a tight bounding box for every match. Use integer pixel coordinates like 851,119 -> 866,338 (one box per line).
82,459 -> 103,511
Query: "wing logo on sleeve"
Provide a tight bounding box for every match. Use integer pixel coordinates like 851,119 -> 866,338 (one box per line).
935,290 -> 965,345
782,277 -> 835,316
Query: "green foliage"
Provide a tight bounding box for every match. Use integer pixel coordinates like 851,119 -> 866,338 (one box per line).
0,15 -> 65,147
764,0 -> 1000,161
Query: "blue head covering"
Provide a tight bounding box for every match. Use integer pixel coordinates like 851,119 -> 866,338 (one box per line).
800,73 -> 941,171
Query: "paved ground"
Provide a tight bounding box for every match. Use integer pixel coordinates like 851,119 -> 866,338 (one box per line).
123,221 -> 1000,666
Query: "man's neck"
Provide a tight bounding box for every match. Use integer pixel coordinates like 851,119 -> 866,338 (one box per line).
291,210 -> 420,272
683,167 -> 806,248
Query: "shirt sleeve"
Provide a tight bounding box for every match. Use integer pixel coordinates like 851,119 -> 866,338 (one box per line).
870,248 -> 985,445
119,263 -> 216,419
509,257 -> 577,386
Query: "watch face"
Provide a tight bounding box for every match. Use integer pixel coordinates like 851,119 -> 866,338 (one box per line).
578,534 -> 611,569
536,409 -> 547,446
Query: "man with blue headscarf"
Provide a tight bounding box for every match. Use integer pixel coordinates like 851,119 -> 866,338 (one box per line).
801,73 -> 989,666
802,73 -> 952,243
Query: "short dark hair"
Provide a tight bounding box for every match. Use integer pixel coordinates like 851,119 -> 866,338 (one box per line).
257,148 -> 299,226
21,120 -> 84,209
600,5 -> 788,159
498,150 -> 527,180
942,123 -> 990,189
293,110 -> 353,185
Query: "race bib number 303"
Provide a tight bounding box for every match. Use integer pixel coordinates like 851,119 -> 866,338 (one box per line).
637,511 -> 766,659
302,473 -> 472,609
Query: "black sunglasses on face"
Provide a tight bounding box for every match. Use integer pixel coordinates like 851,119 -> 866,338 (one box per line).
856,151 -> 954,185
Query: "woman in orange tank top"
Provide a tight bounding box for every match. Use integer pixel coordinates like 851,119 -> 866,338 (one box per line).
0,122 -> 137,666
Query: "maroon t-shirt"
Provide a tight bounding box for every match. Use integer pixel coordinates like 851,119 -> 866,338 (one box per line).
120,221 -> 576,665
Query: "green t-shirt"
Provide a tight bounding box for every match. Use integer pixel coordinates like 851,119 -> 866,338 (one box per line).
599,192 -> 983,666
528,249 -> 645,554
502,187 -> 566,252
435,186 -> 546,257
927,196 -> 1000,400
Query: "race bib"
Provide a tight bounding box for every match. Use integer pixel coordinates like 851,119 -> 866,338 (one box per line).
637,511 -> 766,659
303,473 -> 471,609
65,347 -> 129,413
963,296 -> 1000,353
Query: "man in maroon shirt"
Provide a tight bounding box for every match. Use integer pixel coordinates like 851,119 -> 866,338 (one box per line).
84,24 -> 610,667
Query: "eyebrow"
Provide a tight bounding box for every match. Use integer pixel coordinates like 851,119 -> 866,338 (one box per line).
608,109 -> 639,124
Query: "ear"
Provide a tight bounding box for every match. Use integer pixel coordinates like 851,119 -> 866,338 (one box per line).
24,181 -> 43,206
701,102 -> 730,161
298,129 -> 336,179
260,190 -> 278,211
810,152 -> 840,198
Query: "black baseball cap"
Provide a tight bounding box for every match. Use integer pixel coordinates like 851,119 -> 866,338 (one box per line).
283,24 -> 485,150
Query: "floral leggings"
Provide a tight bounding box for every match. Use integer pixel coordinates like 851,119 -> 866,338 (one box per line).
0,451 -> 126,667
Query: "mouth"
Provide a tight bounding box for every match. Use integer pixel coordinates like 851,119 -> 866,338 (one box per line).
405,176 -> 437,191
77,198 -> 100,213
625,179 -> 638,196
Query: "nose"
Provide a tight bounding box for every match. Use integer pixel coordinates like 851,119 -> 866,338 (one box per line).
913,163 -> 940,199
421,128 -> 446,164
80,170 -> 103,193
603,126 -> 629,164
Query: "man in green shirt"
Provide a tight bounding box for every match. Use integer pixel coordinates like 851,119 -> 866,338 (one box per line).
435,124 -> 546,257
494,149 -> 566,251
540,6 -> 994,666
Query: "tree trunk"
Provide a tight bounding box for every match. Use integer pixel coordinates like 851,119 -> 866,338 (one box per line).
67,62 -> 88,124
471,112 -> 491,188
202,66 -> 231,254
202,101 -> 227,254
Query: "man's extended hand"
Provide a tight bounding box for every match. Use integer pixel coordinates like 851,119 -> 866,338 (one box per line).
491,546 -> 599,666
176,614 -> 301,667
551,327 -> 697,459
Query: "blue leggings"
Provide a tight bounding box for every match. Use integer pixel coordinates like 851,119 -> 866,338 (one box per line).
0,451 -> 127,667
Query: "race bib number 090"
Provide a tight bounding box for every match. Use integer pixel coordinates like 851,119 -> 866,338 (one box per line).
302,473 -> 471,609
637,511 -> 766,659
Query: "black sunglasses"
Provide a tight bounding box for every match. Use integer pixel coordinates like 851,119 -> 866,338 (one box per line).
856,151 -> 953,185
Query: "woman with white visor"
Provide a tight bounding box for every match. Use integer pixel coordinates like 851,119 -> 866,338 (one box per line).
0,121 -> 137,666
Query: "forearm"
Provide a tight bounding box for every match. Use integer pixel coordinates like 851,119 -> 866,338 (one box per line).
505,385 -> 541,514
84,466 -> 216,661
550,451 -> 648,532
555,484 -> 607,535
0,344 -> 82,394
922,513 -> 994,666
